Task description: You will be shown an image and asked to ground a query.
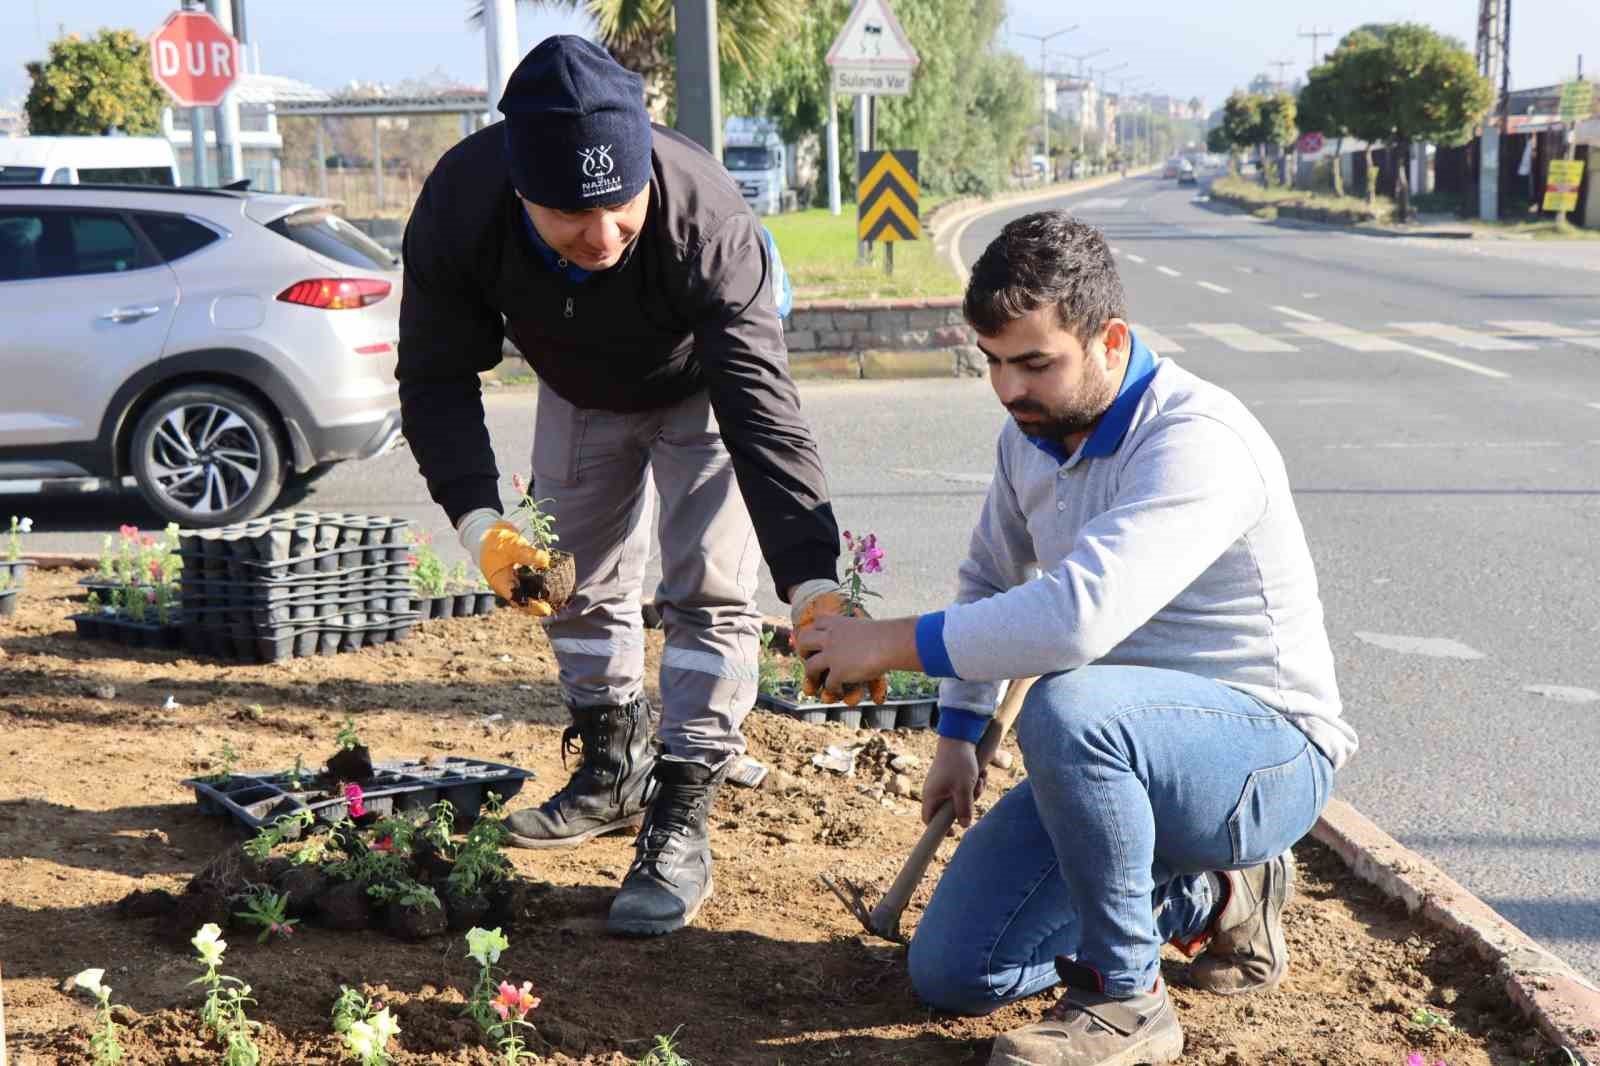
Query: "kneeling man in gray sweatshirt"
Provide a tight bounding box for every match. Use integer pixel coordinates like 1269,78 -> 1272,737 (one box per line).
796,210 -> 1358,1066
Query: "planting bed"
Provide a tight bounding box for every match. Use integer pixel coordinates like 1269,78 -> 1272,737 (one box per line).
0,566 -> 1570,1065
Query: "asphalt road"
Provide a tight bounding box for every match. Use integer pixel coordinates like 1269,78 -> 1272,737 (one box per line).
11,173 -> 1600,980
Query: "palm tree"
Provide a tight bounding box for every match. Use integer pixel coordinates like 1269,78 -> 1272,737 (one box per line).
467,0 -> 801,122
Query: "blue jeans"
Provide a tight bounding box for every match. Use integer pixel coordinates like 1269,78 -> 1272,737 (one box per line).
908,666 -> 1334,1012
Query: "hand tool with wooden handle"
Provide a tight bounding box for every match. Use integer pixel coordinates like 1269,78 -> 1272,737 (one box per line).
820,675 -> 1037,943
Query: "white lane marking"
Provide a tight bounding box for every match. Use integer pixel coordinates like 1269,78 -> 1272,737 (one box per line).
1130,324 -> 1184,352
1588,403 -> 1600,412
1301,292 -> 1319,299
1354,631 -> 1486,660
1272,305 -> 1323,322
1125,253 -> 1147,264
1522,684 -> 1600,704
1565,336 -> 1600,351
1234,265 -> 1257,274
1156,266 -> 1182,277
1486,320 -> 1590,337
1321,440 -> 1569,449
889,467 -> 992,487
1279,322 -> 1511,377
1284,321 -> 1406,351
1196,281 -> 1232,294
1077,197 -> 1129,210
1187,323 -> 1299,352
1389,322 -> 1535,351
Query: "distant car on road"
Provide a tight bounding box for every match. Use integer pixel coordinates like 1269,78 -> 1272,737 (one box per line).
1162,158 -> 1182,179
1177,159 -> 1198,185
0,183 -> 403,525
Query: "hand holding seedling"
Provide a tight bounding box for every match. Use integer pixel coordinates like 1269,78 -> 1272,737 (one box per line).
465,474 -> 563,617
794,532 -> 895,705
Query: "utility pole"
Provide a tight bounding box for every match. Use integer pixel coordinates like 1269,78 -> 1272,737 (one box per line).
673,0 -> 722,158
1092,62 -> 1127,165
1062,48 -> 1108,160
1269,58 -> 1294,92
1015,24 -> 1077,177
1476,0 -> 1508,220
482,0 -> 518,118
1298,26 -> 1332,70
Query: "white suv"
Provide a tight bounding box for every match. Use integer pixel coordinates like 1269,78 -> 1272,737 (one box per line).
0,184 -> 403,525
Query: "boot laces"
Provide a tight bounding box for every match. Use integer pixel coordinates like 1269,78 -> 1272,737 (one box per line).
637,787 -> 705,868
545,717 -> 610,810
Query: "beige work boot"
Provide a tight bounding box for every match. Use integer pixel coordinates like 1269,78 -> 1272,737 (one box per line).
1184,851 -> 1294,995
988,961 -> 1183,1066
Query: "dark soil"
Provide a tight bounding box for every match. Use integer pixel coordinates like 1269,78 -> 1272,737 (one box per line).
315,879 -> 373,931
513,549 -> 576,612
324,743 -> 374,784
384,899 -> 448,941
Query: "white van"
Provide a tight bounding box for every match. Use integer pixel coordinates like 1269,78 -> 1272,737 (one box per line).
0,136 -> 181,187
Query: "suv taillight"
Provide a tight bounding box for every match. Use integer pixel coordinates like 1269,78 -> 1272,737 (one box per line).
276,278 -> 391,310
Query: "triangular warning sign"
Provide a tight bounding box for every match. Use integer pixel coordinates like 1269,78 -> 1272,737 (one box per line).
826,0 -> 921,69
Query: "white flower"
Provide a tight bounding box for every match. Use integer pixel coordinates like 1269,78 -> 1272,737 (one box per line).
191,923 -> 227,966
344,1019 -> 377,1058
465,926 -> 508,967
67,968 -> 107,997
15,517 -> 31,533
370,1006 -> 401,1047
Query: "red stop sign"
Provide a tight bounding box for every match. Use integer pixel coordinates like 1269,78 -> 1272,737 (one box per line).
1296,131 -> 1325,154
148,10 -> 241,108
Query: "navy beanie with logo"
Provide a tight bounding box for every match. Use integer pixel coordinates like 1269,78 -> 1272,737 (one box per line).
498,35 -> 653,210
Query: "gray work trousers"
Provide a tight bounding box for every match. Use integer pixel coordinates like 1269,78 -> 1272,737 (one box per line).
531,381 -> 762,765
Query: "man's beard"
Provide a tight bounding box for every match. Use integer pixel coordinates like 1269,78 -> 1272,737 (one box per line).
1007,358 -> 1119,441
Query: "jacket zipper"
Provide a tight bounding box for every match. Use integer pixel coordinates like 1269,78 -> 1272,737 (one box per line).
563,296 -> 574,319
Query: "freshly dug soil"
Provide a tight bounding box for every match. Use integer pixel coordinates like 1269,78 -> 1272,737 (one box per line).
324,743 -> 374,784
0,567 -> 1567,1065
273,863 -> 328,915
445,888 -> 492,932
315,879 -> 373,931
384,899 -> 448,941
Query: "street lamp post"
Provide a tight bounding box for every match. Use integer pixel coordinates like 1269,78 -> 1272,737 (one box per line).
1092,62 -> 1127,166
1015,25 -> 1077,178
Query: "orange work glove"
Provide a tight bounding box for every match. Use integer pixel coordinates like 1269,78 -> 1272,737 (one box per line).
464,515 -> 552,616
792,588 -> 890,706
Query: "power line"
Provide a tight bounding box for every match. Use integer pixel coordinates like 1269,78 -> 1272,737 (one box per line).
1269,58 -> 1294,92
1298,26 -> 1333,70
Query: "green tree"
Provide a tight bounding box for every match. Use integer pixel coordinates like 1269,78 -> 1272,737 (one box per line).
1314,23 -> 1491,219
1297,59 -> 1355,196
1213,90 -> 1261,173
1258,91 -> 1297,185
476,0 -> 802,122
24,28 -> 166,136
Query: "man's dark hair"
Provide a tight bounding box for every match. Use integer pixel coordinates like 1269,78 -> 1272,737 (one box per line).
962,210 -> 1126,343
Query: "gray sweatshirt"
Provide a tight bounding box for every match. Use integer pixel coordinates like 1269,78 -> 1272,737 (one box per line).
914,336 -> 1357,770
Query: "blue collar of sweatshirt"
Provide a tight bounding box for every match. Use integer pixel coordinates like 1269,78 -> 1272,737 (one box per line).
520,209 -> 593,284
1022,332 -> 1159,465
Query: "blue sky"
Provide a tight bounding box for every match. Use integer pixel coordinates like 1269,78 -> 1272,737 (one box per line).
2,1 -> 1590,116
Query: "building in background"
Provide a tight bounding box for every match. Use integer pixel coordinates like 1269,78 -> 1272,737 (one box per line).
0,106 -> 24,138
1057,79 -> 1100,133
162,72 -> 328,189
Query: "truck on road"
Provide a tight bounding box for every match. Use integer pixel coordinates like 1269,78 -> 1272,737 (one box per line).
723,117 -> 798,216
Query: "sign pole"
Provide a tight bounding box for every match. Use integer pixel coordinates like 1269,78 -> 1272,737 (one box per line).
855,94 -> 870,264
827,80 -> 841,215
192,107 -> 211,186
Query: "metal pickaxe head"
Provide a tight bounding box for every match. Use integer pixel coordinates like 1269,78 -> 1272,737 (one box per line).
819,871 -> 905,943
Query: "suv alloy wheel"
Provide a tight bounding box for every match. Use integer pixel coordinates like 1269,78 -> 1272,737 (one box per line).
128,383 -> 285,525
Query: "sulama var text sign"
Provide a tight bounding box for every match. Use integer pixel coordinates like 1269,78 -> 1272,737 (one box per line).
149,10 -> 241,109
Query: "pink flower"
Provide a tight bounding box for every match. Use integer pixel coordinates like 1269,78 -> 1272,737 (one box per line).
511,473 -> 526,495
405,553 -> 418,566
344,783 -> 366,818
145,590 -> 158,604
148,559 -> 163,580
140,534 -> 158,547
371,835 -> 393,853
1407,1056 -> 1425,1066
417,531 -> 433,545
119,524 -> 139,541
491,980 -> 540,1022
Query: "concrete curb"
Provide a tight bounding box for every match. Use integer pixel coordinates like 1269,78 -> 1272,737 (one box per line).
1314,799 -> 1600,1063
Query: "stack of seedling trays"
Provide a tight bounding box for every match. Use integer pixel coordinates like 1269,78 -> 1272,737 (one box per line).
178,511 -> 420,663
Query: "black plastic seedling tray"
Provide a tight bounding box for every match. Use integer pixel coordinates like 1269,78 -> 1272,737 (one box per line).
0,588 -> 17,617
756,686 -> 939,731
68,612 -> 183,648
181,756 -> 535,831
410,591 -> 498,619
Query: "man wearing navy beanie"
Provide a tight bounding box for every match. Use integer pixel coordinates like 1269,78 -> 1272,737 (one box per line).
397,36 -> 877,936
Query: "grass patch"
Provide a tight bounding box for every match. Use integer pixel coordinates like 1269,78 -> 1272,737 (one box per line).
1211,176 -> 1392,222
766,197 -> 962,302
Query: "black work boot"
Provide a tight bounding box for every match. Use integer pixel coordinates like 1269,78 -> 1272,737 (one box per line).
607,755 -> 726,936
504,698 -> 658,849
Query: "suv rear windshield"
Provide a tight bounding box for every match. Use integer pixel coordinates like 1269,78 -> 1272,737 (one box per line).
78,166 -> 176,186
0,166 -> 45,184
267,208 -> 395,270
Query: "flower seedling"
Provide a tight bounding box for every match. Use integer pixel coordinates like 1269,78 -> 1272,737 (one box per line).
189,924 -> 263,1065
448,810 -> 511,901
285,754 -> 308,791
1405,1055 -> 1448,1066
509,474 -> 559,552
233,885 -> 299,943
333,985 -> 401,1066
344,782 -> 367,818
463,926 -> 511,1033
839,530 -> 884,615
66,967 -> 124,1066
636,1028 -> 693,1066
336,715 -> 363,752
1408,1006 -> 1456,1033
404,529 -> 448,598
367,878 -> 441,911
242,809 -> 315,863
488,980 -> 541,1065
202,740 -> 241,785
7,515 -> 31,561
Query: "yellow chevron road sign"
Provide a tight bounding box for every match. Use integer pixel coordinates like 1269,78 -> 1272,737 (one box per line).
857,150 -> 919,242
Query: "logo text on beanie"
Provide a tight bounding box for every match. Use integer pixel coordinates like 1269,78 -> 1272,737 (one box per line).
578,144 -> 622,199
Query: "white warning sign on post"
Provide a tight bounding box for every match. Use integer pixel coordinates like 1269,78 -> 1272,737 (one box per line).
826,0 -> 920,96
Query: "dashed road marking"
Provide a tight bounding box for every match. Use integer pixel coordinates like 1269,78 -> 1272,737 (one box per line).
1389,322 -> 1535,351
1126,253 -> 1147,264
1522,684 -> 1600,704
1284,321 -> 1407,351
1354,631 -> 1486,660
1486,320 -> 1589,338
1196,281 -> 1232,294
1156,266 -> 1182,277
1130,324 -> 1185,352
1272,305 -> 1323,322
1187,323 -> 1298,352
